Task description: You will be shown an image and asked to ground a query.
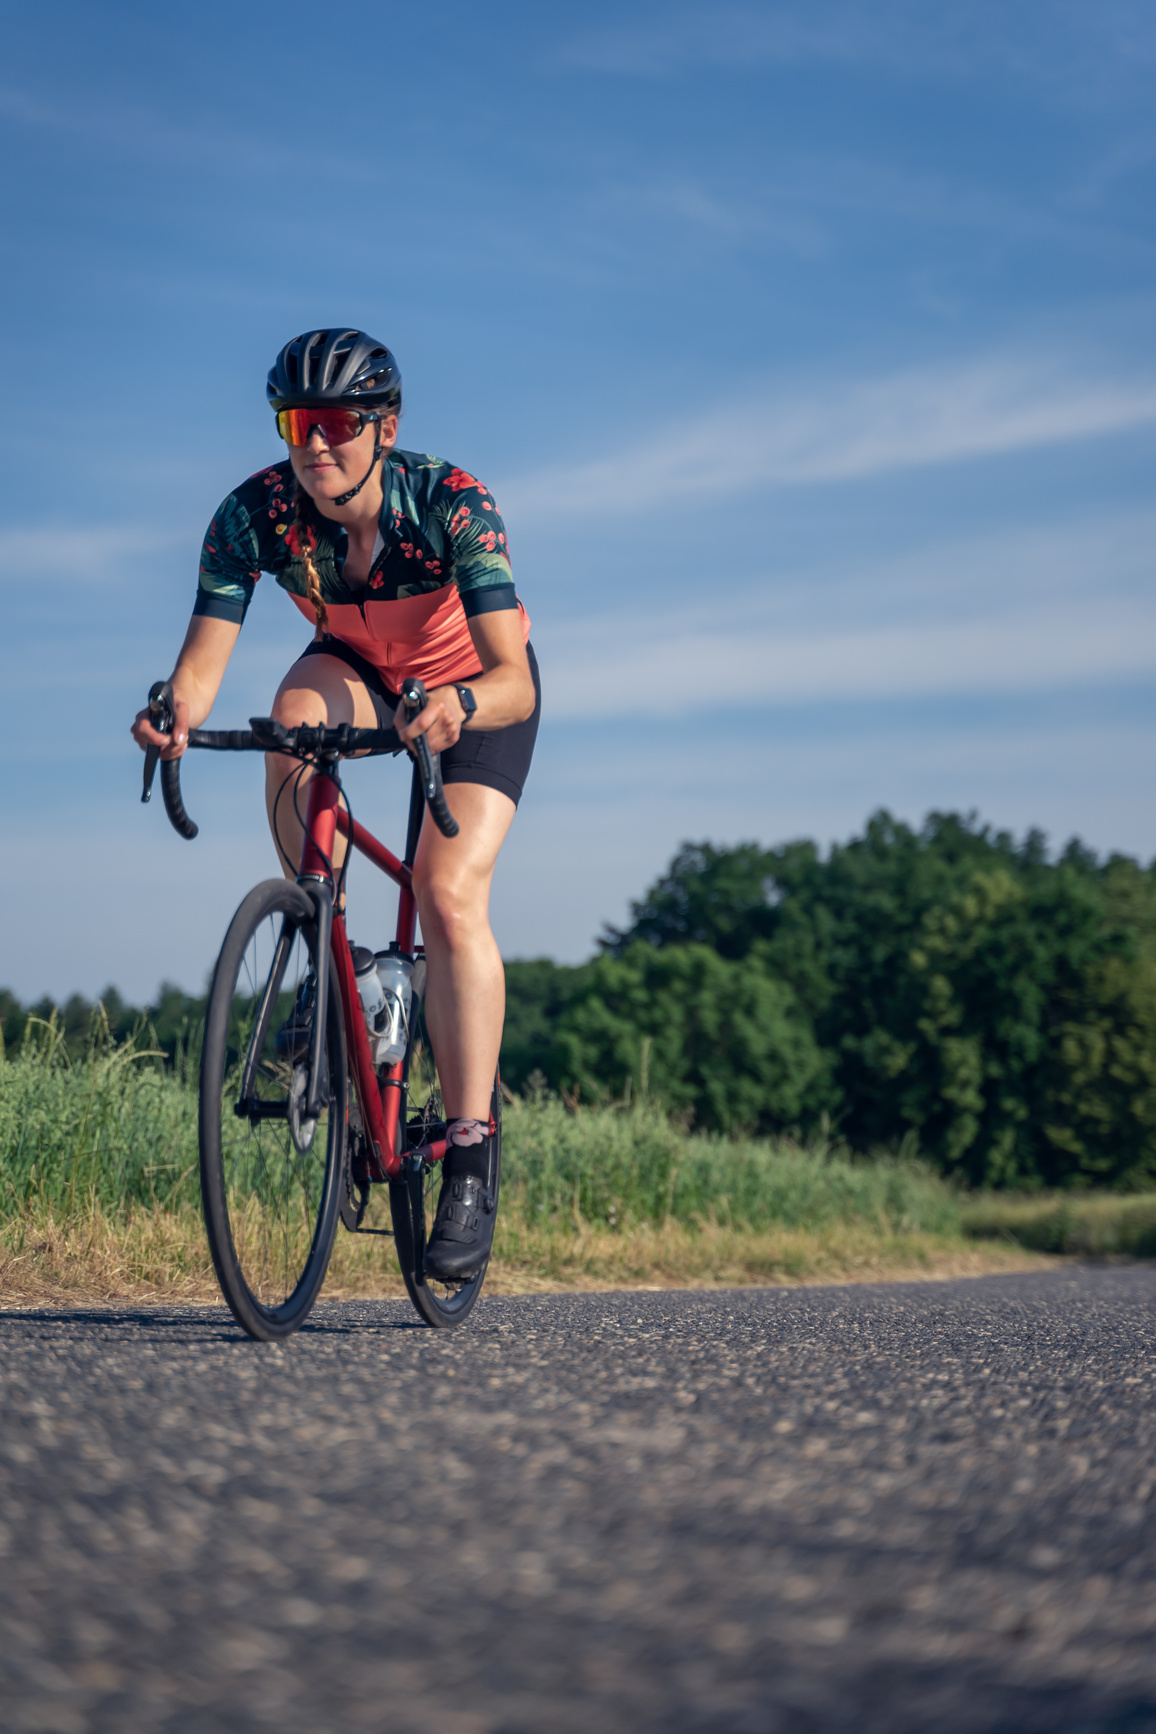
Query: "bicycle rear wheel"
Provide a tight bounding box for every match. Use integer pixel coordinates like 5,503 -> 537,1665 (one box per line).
390,1045 -> 502,1329
199,879 -> 346,1340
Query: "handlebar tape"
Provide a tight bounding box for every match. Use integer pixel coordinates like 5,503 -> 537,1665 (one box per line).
141,676 -> 460,843
400,677 -> 460,839
141,679 -> 198,840
161,757 -> 198,840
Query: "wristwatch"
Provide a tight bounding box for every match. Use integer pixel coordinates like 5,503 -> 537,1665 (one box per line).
453,683 -> 477,723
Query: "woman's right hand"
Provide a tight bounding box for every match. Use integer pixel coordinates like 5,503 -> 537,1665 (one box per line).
131,695 -> 190,759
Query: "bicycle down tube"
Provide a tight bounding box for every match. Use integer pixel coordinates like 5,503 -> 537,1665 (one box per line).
297,761 -> 439,1182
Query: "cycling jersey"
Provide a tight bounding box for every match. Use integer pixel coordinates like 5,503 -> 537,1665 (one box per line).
194,449 -> 530,690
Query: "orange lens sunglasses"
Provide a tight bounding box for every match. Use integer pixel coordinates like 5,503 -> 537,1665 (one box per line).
275,407 -> 378,447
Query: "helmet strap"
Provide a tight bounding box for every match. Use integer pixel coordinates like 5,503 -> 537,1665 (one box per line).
332,438 -> 384,508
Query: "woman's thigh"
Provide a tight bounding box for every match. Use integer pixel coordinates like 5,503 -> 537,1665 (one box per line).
272,652 -> 382,729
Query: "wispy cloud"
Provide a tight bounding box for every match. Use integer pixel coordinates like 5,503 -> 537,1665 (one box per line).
0,83 -> 369,185
500,355 -> 1156,524
533,512 -> 1156,719
555,7 -> 887,78
0,525 -> 188,585
554,2 -> 1156,97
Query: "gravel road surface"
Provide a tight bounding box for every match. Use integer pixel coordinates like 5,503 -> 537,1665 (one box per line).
1,1267 -> 1155,1733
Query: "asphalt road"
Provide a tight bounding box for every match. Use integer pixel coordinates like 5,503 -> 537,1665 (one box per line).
1,1267 -> 1155,1734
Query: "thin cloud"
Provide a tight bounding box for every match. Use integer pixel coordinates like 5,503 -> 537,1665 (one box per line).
500,356 -> 1156,524
0,83 -> 371,185
0,525 -> 188,585
554,2 -> 1156,96
534,512 -> 1156,719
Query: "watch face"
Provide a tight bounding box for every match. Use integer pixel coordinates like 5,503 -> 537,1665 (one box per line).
457,684 -> 477,717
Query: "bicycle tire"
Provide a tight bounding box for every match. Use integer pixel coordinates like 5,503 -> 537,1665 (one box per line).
199,878 -> 346,1340
390,1060 -> 502,1329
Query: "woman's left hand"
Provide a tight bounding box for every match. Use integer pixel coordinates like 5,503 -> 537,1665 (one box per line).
394,685 -> 467,755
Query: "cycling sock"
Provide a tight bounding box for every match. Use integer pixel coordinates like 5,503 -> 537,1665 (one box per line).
444,1118 -> 490,1183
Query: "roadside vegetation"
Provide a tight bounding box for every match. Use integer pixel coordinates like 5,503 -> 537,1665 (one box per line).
4,807 -> 1156,1302
0,1014 -> 1034,1302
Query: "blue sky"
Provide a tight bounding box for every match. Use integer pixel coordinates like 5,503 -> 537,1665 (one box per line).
1,0 -> 1154,1001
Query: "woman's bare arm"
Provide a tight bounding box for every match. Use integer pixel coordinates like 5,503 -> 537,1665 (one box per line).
131,615 -> 241,759
396,609 -> 535,754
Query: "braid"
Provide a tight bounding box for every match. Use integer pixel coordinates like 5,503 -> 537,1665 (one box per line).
292,480 -> 328,632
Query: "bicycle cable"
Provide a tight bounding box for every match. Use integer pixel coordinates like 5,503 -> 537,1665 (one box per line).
272,751 -> 357,913
270,764 -> 299,879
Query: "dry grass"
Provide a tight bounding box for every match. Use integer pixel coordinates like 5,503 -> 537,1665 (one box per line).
0,1198 -> 1041,1309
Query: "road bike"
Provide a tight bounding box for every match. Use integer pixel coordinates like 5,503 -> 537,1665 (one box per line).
139,677 -> 500,1341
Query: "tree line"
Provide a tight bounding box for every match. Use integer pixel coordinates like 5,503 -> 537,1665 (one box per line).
503,811 -> 1156,1190
6,809 -> 1156,1189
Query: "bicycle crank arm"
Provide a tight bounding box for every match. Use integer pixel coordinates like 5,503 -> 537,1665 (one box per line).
406,1137 -> 447,1166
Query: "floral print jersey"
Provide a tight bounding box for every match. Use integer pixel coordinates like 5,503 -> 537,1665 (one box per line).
194,448 -> 530,692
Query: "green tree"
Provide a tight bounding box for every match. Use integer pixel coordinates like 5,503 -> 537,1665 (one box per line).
552,941 -> 824,1133
500,958 -> 585,1094
609,813 -> 1156,1185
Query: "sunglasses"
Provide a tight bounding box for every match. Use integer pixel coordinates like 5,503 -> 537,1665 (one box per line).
275,407 -> 379,448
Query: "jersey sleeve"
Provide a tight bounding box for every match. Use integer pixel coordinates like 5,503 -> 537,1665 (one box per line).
438,468 -> 517,618
193,489 -> 263,624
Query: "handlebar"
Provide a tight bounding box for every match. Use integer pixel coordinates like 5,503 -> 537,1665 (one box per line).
399,677 -> 459,840
139,675 -> 460,843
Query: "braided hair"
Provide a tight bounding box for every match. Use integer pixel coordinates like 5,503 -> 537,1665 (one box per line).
291,479 -> 328,632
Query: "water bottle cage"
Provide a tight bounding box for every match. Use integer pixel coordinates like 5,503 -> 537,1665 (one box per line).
371,989 -> 410,1067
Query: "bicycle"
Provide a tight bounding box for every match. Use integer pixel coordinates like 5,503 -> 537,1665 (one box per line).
139,676 -> 501,1340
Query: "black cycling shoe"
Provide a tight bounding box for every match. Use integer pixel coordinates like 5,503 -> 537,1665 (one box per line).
275,971 -> 316,1062
423,1172 -> 496,1281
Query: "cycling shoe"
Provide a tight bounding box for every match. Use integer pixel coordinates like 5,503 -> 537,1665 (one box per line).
424,1173 -> 496,1280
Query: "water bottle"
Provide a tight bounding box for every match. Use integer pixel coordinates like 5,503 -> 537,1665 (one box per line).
372,946 -> 415,1066
353,946 -> 386,1043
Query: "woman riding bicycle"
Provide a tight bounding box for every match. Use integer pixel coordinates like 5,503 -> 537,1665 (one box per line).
132,328 -> 539,1281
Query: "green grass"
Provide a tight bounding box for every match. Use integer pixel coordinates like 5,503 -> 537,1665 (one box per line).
0,1015 -> 1133,1302
0,1015 -> 200,1217
1,1017 -> 960,1235
962,1191 -> 1156,1257
499,1092 -> 962,1236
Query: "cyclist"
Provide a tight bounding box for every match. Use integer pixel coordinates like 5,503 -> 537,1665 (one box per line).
132,328 -> 539,1279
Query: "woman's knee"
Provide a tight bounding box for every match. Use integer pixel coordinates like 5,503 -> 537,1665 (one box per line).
414,868 -> 488,949
271,655 -> 367,729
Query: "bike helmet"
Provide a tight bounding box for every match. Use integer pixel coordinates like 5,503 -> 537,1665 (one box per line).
266,329 -> 402,414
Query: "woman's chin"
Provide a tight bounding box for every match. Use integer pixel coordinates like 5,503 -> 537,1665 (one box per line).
301,470 -> 353,501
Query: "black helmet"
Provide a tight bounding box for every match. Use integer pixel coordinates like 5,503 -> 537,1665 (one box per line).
267,329 -> 402,414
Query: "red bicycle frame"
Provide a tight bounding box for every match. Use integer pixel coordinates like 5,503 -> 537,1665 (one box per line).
299,764 -> 446,1184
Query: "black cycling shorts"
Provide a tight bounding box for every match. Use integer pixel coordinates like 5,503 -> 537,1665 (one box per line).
297,637 -> 540,809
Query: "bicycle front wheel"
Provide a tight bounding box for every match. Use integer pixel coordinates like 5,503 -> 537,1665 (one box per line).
199,879 -> 347,1340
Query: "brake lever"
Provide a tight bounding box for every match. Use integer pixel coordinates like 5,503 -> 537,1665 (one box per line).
400,678 -> 433,783
400,675 -> 460,839
142,679 -> 175,803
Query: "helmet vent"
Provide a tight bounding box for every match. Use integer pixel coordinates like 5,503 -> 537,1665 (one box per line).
267,328 -> 403,414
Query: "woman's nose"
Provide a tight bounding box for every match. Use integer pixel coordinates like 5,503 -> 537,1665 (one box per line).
305,426 -> 330,452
